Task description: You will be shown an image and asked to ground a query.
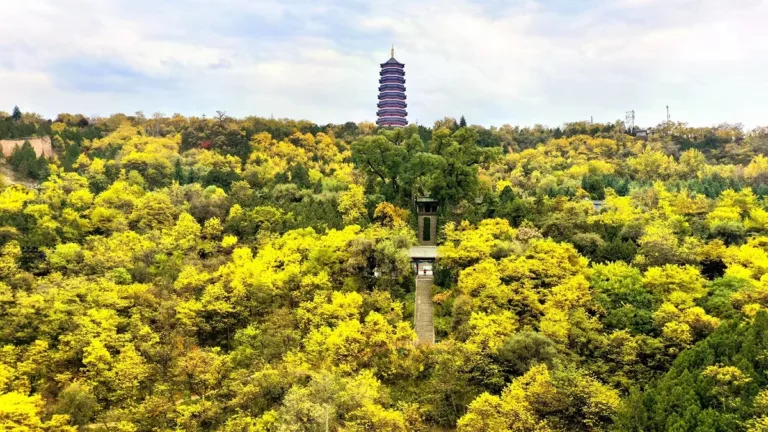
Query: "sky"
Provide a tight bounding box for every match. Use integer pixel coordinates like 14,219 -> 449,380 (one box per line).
1,0 -> 767,128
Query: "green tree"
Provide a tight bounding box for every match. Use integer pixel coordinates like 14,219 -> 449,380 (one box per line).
619,311 -> 768,431
458,364 -> 620,432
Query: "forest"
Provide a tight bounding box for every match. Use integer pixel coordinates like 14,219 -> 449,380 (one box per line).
2,106 -> 768,431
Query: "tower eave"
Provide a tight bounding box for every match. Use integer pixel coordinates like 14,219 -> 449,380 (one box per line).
380,59 -> 405,67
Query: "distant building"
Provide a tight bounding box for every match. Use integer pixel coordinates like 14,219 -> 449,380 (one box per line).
376,47 -> 408,127
416,197 -> 438,246
408,245 -> 437,275
583,198 -> 605,211
408,196 -> 439,277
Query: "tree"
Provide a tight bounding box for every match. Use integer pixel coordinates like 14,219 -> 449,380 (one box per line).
495,331 -> 558,376
62,142 -> 81,172
11,106 -> 22,121
0,392 -> 76,431
338,184 -> 368,225
275,371 -> 408,431
458,364 -> 620,432
373,202 -> 409,228
627,149 -> 677,182
619,311 -> 768,431
590,262 -> 654,333
9,142 -> 32,174
4,109 -> 768,432
129,192 -> 179,232
351,135 -> 408,202
55,382 -> 100,426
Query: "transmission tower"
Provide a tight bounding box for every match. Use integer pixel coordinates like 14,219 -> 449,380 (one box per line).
666,105 -> 671,122
625,110 -> 635,132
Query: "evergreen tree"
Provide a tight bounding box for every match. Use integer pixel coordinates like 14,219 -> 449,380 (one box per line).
459,115 -> 467,128
62,142 -> 81,172
173,158 -> 185,184
11,105 -> 22,121
35,155 -> 51,180
9,141 -> 37,177
8,140 -> 49,180
619,312 -> 768,431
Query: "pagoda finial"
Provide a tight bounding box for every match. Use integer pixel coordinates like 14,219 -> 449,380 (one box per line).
391,44 -> 394,58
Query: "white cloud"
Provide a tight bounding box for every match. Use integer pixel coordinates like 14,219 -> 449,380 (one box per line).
0,0 -> 766,127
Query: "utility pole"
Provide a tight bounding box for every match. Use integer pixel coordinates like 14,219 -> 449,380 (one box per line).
625,110 -> 635,133
666,105 -> 670,122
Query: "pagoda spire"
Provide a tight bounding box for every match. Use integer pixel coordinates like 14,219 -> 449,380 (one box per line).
391,44 -> 394,58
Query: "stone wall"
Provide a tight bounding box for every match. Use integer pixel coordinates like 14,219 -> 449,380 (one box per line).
0,136 -> 53,158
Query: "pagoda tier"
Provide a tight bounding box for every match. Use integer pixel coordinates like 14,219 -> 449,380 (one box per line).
380,68 -> 405,76
378,92 -> 406,100
378,117 -> 408,127
377,108 -> 408,117
378,100 -> 407,109
378,83 -> 406,92
376,49 -> 407,127
379,76 -> 405,84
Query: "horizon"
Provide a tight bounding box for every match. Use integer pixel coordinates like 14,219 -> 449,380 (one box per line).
4,108 -> 761,132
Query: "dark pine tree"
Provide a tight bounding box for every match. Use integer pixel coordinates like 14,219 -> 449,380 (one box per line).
11,106 -> 22,121
34,155 -> 51,180
7,141 -> 49,180
62,142 -> 81,172
459,115 -> 467,128
173,158 -> 185,184
617,311 -> 768,431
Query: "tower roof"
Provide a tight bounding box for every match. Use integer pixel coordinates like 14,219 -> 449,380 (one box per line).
381,44 -> 404,67
381,57 -> 404,66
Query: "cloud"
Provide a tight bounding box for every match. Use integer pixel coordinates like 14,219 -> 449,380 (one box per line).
51,59 -> 180,93
0,0 -> 766,127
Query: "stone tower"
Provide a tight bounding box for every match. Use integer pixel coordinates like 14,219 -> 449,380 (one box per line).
415,197 -> 438,246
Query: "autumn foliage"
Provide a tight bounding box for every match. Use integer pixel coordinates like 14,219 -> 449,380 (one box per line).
2,110 -> 768,430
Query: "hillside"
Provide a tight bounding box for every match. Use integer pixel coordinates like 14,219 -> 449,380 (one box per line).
0,160 -> 40,189
2,110 -> 768,431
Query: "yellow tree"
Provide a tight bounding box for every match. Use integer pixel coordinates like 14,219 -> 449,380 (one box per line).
338,184 -> 367,225
0,392 -> 76,431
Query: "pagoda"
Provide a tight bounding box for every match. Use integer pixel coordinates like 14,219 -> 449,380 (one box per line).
376,46 -> 408,127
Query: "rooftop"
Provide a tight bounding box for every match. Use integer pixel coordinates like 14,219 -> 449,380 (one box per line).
408,246 -> 438,260
380,57 -> 404,67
